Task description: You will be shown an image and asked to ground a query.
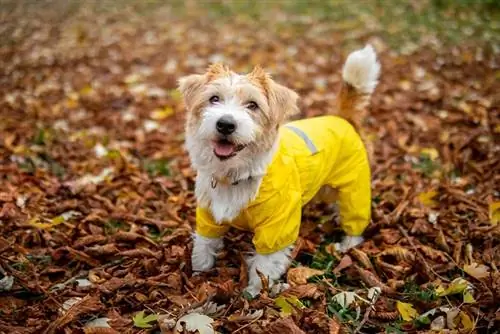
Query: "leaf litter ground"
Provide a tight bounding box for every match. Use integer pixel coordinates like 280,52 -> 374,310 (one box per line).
0,1 -> 499,333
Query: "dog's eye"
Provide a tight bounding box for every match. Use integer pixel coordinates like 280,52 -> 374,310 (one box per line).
247,101 -> 259,111
209,95 -> 220,104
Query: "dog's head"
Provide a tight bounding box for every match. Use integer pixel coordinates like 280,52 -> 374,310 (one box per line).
179,64 -> 299,171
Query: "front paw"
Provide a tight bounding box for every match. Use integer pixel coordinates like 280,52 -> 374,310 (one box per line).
334,235 -> 364,253
191,251 -> 215,272
191,234 -> 223,272
243,284 -> 262,298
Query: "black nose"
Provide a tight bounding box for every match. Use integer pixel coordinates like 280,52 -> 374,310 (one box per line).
216,116 -> 236,135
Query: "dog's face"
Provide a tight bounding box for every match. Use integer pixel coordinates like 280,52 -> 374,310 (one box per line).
179,64 -> 299,171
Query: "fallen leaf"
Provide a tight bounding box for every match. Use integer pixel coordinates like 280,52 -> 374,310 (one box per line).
151,106 -> 174,120
287,266 -> 324,286
430,315 -> 445,330
488,201 -> 500,225
175,312 -> 214,334
463,290 -> 476,303
367,287 -> 381,305
438,278 -> 470,296
459,311 -> 474,332
421,147 -> 439,160
332,255 -> 353,274
396,301 -> 418,321
133,310 -> 158,329
332,291 -> 356,309
0,275 -> 14,291
463,263 -> 490,280
85,317 -> 111,328
267,317 -> 305,334
275,295 -> 305,316
418,190 -> 438,207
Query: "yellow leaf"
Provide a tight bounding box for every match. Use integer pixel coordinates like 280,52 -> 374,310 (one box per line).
463,263 -> 490,280
459,311 -> 474,332
435,285 -> 445,296
421,148 -> 439,161
463,291 -> 475,304
27,216 -> 66,230
489,201 -> 500,225
79,85 -> 94,96
418,191 -> 438,207
396,301 -> 418,321
275,296 -> 305,316
438,278 -> 469,296
150,107 -> 174,120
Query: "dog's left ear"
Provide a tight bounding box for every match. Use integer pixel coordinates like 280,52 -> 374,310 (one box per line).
267,80 -> 300,124
178,74 -> 205,110
250,66 -> 300,124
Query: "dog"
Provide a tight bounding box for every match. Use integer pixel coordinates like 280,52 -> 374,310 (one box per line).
179,45 -> 380,296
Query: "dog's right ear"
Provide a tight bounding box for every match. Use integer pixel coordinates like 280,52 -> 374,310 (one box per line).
178,74 -> 205,110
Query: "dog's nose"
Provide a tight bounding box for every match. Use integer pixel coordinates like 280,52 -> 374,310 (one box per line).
216,116 -> 236,135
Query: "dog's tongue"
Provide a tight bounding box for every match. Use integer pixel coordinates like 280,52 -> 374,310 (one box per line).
214,141 -> 235,157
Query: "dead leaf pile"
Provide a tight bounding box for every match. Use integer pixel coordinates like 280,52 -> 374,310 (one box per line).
0,1 -> 499,333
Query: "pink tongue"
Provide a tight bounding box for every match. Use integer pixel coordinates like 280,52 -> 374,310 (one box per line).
214,142 -> 235,156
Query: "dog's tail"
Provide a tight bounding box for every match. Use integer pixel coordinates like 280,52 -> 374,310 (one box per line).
336,44 -> 380,125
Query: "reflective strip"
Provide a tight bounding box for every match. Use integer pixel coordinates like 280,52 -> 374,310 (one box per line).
286,125 -> 318,155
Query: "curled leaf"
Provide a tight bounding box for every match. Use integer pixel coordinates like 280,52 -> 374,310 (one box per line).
287,266 -> 324,286
175,312 -> 214,334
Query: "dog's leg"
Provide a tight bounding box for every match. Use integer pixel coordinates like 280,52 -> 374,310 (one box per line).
334,235 -> 364,253
244,247 -> 292,297
191,233 -> 223,272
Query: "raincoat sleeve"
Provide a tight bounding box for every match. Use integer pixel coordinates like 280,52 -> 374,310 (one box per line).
249,188 -> 302,255
195,206 -> 230,239
329,139 -> 371,236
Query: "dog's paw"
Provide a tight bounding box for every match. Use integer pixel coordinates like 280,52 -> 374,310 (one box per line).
191,251 -> 215,272
244,284 -> 262,298
270,282 -> 290,297
334,236 -> 364,253
191,234 -> 223,272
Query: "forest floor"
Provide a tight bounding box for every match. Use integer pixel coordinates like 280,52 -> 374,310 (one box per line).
0,1 -> 499,333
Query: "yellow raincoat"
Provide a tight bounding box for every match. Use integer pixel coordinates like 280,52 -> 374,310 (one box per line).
196,116 -> 371,254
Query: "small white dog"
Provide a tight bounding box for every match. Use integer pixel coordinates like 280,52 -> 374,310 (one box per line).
179,45 -> 380,296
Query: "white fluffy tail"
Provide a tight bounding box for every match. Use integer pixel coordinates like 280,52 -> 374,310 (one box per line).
337,44 -> 380,120
342,44 -> 380,94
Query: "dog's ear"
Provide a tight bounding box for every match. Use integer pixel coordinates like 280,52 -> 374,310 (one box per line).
249,66 -> 300,125
178,74 -> 205,110
267,80 -> 300,125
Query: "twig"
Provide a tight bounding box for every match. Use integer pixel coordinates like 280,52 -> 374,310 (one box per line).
397,225 -> 450,282
354,307 -> 372,334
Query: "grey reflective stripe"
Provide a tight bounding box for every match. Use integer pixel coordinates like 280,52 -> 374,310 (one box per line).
286,125 -> 318,154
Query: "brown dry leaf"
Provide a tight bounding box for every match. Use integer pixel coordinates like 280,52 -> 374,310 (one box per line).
329,317 -> 341,334
350,248 -> 374,270
332,254 -> 353,274
45,295 -> 103,334
355,266 -> 395,294
463,263 -> 490,280
83,329 -> 119,334
378,246 -> 415,262
283,284 -> 322,299
266,317 -> 305,334
287,266 -> 324,286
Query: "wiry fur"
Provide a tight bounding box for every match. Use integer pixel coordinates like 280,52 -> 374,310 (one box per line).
180,45 -> 380,297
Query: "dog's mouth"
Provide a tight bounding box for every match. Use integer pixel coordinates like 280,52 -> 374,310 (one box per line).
213,138 -> 246,160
